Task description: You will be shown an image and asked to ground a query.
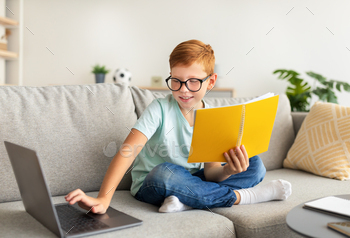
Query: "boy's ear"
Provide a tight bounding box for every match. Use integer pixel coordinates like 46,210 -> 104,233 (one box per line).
207,73 -> 217,90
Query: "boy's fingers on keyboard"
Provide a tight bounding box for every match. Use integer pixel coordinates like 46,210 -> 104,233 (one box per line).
77,201 -> 90,211
65,188 -> 85,201
69,194 -> 86,205
78,195 -> 102,210
76,198 -> 106,214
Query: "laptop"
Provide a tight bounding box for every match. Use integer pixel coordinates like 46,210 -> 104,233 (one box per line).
4,141 -> 142,238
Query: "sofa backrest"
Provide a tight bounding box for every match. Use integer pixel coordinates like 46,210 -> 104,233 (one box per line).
291,112 -> 308,136
0,84 -> 138,203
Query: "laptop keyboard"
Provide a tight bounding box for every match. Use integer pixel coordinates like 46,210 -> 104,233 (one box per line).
56,204 -> 109,234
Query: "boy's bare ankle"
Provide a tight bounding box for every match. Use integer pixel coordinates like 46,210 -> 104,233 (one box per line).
233,191 -> 241,205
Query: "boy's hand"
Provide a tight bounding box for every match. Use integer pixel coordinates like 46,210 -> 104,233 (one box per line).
223,145 -> 249,176
65,189 -> 109,214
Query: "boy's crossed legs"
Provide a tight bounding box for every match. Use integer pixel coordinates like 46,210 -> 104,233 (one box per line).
134,156 -> 292,213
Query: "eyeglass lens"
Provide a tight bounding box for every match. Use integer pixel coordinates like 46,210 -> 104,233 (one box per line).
169,78 -> 201,91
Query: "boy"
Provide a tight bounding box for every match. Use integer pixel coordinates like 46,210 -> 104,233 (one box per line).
65,40 -> 292,214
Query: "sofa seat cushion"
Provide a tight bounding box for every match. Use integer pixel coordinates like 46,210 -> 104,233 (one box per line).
211,168 -> 350,238
0,191 -> 235,238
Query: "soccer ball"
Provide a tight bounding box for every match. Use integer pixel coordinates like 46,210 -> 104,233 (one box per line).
113,68 -> 132,86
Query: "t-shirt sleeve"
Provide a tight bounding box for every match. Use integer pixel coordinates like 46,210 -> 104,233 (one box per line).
132,99 -> 162,140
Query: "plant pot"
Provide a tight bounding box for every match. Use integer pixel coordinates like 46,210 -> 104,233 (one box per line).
95,73 -> 105,83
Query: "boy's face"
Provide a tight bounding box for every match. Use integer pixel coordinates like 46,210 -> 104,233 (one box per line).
170,62 -> 217,113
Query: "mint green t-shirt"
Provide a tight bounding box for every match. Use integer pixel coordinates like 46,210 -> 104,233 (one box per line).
130,94 -> 210,196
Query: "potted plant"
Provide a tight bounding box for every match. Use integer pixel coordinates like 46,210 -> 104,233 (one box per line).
273,69 -> 350,112
92,64 -> 110,83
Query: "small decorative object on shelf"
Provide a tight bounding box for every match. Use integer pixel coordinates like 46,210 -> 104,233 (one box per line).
151,76 -> 162,87
113,68 -> 132,86
0,17 -> 18,60
92,64 -> 110,83
0,29 -> 10,51
0,39 -> 7,51
0,3 -> 22,86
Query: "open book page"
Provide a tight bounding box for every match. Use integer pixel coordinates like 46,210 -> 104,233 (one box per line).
209,92 -> 275,108
193,92 -> 275,122
304,196 -> 350,217
243,92 -> 275,104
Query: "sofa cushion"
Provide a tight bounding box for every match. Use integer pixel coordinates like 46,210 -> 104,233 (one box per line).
212,168 -> 350,238
0,191 -> 236,238
283,101 -> 350,180
129,86 -> 167,118
0,83 -> 137,203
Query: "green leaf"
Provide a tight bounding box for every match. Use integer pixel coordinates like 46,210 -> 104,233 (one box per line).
344,83 -> 350,92
326,81 -> 334,89
306,71 -> 327,85
273,69 -> 300,81
331,80 -> 350,92
275,69 -> 350,111
336,82 -> 341,92
312,87 -> 327,101
91,64 -> 110,74
312,88 -> 338,103
339,82 -> 350,92
327,90 -> 338,103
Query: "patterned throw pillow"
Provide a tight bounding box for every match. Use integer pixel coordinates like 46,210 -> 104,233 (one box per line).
283,101 -> 350,180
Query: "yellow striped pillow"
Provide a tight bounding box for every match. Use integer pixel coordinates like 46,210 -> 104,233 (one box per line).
283,101 -> 350,180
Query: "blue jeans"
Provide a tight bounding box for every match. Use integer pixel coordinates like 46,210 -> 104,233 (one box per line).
134,156 -> 266,209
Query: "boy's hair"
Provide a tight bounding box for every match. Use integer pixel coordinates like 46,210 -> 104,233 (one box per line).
169,40 -> 215,75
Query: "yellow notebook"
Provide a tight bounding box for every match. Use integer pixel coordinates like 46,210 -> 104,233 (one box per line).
187,93 -> 279,163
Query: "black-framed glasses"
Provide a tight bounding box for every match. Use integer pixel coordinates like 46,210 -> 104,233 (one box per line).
165,74 -> 212,92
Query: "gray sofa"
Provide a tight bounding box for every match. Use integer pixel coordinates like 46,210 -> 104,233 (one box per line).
1,83 -> 349,238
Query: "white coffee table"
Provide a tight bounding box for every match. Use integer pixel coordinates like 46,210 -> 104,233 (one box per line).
286,194 -> 350,237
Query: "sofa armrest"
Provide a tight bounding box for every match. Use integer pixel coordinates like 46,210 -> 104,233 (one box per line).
291,112 -> 308,136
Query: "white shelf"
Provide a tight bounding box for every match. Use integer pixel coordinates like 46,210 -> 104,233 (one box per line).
0,49 -> 17,59
0,15 -> 18,26
2,0 -> 23,86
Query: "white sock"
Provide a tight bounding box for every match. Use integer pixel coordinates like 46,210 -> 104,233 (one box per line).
158,195 -> 193,213
237,179 -> 292,205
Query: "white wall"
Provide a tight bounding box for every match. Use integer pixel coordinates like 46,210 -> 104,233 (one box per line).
0,0 -> 5,84
22,0 -> 350,107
